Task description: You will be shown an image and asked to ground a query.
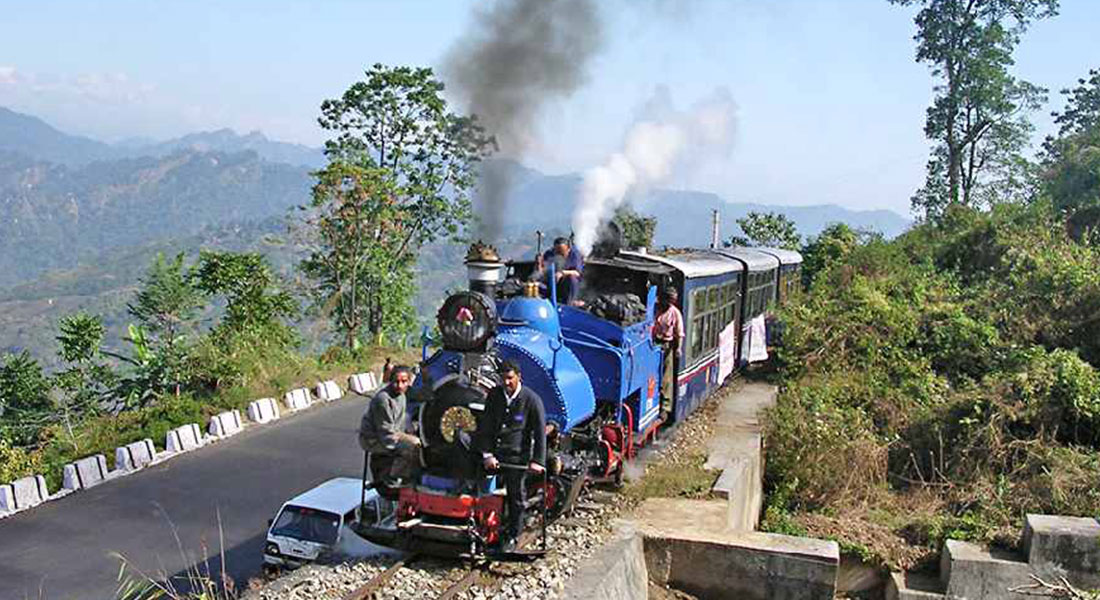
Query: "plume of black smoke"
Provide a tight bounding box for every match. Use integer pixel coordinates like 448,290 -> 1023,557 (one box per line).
444,0 -> 602,242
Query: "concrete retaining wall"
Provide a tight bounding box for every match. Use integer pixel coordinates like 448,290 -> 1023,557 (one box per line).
248,397 -> 280,424
115,439 -> 157,472
562,527 -> 649,600
0,475 -> 49,512
645,531 -> 839,600
208,409 -> 244,438
284,387 -> 313,411
62,454 -> 110,491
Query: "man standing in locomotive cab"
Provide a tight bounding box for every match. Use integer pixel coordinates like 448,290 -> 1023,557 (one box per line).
358,366 -> 421,488
541,236 -> 584,305
654,287 -> 685,419
478,360 -> 547,552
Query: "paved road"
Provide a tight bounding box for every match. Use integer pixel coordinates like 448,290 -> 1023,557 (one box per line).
0,395 -> 370,600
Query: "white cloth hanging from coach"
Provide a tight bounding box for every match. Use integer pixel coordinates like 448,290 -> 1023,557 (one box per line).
740,314 -> 769,364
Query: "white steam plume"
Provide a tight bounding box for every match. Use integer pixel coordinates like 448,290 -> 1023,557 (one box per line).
572,87 -> 738,255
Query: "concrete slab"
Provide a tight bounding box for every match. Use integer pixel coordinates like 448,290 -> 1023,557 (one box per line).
704,382 -> 774,531
941,540 -> 1032,599
1021,514 -> 1100,590
62,454 -> 110,491
703,382 -> 775,471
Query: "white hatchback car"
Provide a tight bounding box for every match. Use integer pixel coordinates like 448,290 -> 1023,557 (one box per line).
263,477 -> 393,569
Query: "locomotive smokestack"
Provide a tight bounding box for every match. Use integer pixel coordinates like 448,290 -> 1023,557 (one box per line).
466,241 -> 505,298
711,209 -> 720,249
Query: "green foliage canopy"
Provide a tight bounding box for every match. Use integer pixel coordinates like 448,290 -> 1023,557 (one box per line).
891,0 -> 1057,217
308,64 -> 492,345
729,211 -> 801,250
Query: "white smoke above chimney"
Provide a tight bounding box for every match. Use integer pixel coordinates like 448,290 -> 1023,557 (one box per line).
572,87 -> 737,255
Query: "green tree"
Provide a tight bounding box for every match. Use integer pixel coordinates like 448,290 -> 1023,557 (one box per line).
799,223 -> 881,288
614,205 -> 657,249
301,163 -> 411,349
1042,68 -> 1100,239
729,211 -> 801,250
125,252 -> 205,398
312,64 -> 492,341
0,352 -> 52,446
891,0 -> 1057,217
190,251 -> 299,390
192,251 -> 298,343
53,313 -> 115,450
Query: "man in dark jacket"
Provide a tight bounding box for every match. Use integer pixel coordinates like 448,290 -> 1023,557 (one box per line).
358,366 -> 421,486
477,360 -> 546,551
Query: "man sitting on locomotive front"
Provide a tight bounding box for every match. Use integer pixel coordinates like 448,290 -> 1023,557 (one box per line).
358,366 -> 421,489
477,360 -> 547,552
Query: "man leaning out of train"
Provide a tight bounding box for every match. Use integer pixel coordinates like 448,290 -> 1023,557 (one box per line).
358,365 -> 421,488
477,360 -> 547,553
653,287 -> 685,419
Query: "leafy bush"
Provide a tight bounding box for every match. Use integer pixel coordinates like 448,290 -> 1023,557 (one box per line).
0,438 -> 44,482
766,208 -> 1100,564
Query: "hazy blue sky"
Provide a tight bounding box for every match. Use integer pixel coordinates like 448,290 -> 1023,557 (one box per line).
2,0 -> 1098,215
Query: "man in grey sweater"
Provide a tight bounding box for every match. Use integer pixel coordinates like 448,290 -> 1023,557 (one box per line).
358,366 -> 421,486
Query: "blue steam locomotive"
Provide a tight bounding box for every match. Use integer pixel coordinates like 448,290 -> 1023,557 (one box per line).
351,234 -> 801,558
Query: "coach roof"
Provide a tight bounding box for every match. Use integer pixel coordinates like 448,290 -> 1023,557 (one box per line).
620,249 -> 739,278
711,247 -> 780,272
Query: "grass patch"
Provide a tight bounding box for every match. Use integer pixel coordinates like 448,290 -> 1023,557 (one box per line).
624,444 -> 720,502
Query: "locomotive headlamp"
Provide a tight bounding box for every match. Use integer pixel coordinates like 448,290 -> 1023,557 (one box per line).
440,405 -> 478,443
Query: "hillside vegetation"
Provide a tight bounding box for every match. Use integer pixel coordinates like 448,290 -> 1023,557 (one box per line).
763,65 -> 1100,568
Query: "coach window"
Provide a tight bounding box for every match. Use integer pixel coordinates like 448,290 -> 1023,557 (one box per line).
690,289 -> 704,361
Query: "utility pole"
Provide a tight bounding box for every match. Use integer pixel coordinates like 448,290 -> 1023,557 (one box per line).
711,209 -> 720,249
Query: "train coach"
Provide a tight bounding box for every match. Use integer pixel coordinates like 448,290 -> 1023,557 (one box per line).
350,232 -> 801,559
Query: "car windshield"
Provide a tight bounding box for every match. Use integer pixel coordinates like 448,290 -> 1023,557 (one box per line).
270,505 -> 340,545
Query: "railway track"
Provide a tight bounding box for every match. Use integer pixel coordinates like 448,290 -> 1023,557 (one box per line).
340,529 -> 545,600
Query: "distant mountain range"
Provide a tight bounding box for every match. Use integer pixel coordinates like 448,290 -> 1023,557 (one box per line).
0,106 -> 911,361
480,162 -> 911,245
0,106 -> 325,168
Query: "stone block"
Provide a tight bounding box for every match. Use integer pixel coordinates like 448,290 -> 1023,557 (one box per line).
941,539 -> 1032,599
348,372 -> 378,395
315,380 -> 343,402
166,423 -> 204,453
208,409 -> 243,438
115,438 -> 157,471
62,454 -> 109,491
247,397 -> 280,424
1022,514 -> 1100,590
886,572 -> 945,600
0,475 -> 49,511
284,387 -> 312,411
